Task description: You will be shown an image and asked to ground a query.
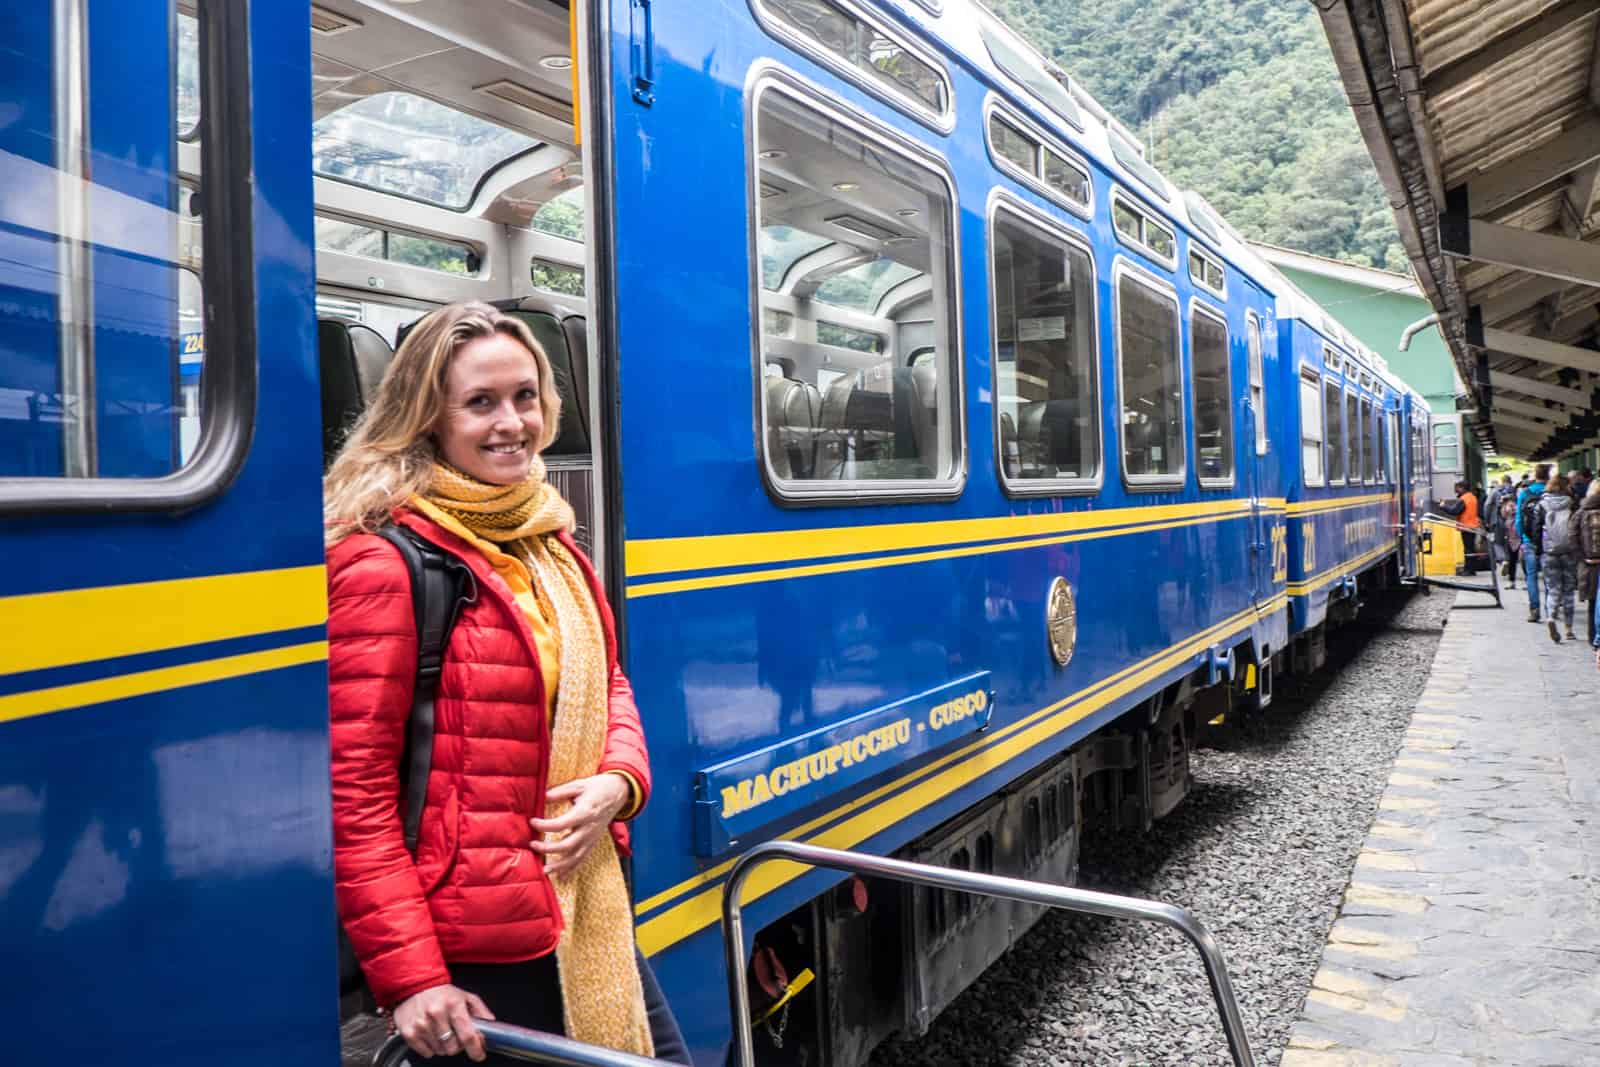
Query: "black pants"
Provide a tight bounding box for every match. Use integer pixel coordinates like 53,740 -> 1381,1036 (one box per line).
437,948 -> 691,1065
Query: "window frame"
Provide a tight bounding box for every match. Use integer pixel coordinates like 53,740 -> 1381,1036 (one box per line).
1246,312 -> 1266,457
1113,258 -> 1186,491
0,0 -> 256,514
1109,188 -> 1178,272
746,67 -> 965,506
1188,298 -> 1234,490
987,190 -> 1103,498
1323,374 -> 1347,487
1344,386 -> 1361,490
1299,367 -> 1326,489
982,96 -> 1092,220
749,0 -> 956,134
1187,242 -> 1226,300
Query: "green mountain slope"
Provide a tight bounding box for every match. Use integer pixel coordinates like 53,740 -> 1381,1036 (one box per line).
991,0 -> 1406,270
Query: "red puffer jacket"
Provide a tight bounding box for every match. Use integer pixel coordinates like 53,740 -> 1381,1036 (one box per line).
328,509 -> 651,1009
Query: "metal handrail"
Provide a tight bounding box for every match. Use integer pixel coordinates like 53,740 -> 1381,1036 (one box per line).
1415,513 -> 1501,604
372,1021 -> 674,1067
721,840 -> 1256,1067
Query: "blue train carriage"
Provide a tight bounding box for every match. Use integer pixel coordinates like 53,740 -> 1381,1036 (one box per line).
620,1 -> 1295,1062
1266,280 -> 1411,673
0,2 -> 332,1064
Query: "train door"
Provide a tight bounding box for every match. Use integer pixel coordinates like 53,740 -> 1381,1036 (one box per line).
0,3 -> 334,1065
1244,310 -> 1273,607
1394,399 -> 1419,579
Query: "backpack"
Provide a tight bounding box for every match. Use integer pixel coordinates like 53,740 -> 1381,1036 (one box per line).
1521,493 -> 1545,549
1581,507 -> 1600,561
337,524 -> 477,1021
1543,503 -> 1577,557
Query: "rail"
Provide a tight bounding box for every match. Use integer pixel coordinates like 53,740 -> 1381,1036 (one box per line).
1416,513 -> 1501,605
721,840 -> 1256,1067
372,1020 -> 674,1067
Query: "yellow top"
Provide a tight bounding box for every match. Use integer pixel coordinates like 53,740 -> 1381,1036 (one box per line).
409,497 -> 641,817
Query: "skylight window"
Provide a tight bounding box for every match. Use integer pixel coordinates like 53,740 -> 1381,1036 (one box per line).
312,92 -> 539,210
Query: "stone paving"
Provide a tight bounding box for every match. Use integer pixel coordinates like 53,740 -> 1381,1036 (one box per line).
1280,591 -> 1600,1067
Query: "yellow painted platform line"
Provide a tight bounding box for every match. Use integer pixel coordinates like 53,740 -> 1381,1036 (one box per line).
1344,882 -> 1428,915
1393,757 -> 1451,772
1379,794 -> 1440,814
1326,922 -> 1419,961
1366,821 -> 1428,845
1355,849 -> 1419,872
1386,773 -> 1439,790
1306,966 -> 1409,1023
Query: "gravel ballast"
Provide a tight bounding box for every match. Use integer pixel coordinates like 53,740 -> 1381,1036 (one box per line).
869,589 -> 1453,1067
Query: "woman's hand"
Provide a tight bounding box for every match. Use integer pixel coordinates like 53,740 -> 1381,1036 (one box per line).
530,773 -> 631,878
392,984 -> 494,1061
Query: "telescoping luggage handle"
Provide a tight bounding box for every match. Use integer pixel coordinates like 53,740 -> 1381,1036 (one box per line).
720,840 -> 1258,1067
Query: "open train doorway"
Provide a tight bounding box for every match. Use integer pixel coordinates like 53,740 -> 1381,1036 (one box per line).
291,0 -> 617,585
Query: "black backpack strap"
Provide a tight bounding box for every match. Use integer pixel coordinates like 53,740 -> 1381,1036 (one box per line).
377,525 -> 477,854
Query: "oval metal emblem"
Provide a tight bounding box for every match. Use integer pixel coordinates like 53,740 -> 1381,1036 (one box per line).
1046,577 -> 1077,667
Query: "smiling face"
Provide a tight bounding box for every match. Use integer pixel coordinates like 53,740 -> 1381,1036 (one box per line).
435,330 -> 546,485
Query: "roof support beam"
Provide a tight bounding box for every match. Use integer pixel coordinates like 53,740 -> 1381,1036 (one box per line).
1477,275 -> 1571,323
1440,214 -> 1600,288
1499,412 -> 1563,435
1489,368 -> 1593,406
1424,0 -> 1600,98
1494,395 -> 1582,420
1454,114 -> 1600,216
1479,326 -> 1600,372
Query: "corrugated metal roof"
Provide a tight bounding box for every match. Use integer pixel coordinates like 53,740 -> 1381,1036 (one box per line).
1319,0 -> 1600,459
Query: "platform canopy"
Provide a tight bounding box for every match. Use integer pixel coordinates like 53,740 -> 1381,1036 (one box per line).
1317,0 -> 1600,461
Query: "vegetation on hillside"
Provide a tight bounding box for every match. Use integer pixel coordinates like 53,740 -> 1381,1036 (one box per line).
991,0 -> 1407,270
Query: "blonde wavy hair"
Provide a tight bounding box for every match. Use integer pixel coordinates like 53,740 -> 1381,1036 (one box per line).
323,301 -> 561,545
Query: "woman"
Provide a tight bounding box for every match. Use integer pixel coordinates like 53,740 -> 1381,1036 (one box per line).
1539,473 -> 1579,643
325,302 -> 685,1063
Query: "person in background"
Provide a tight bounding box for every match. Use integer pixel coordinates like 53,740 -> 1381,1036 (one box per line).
1437,481 -> 1482,573
1517,464 -> 1551,621
1578,478 -> 1600,649
1540,473 -> 1579,643
323,302 -> 688,1064
1570,468 -> 1592,502
1485,475 -> 1517,583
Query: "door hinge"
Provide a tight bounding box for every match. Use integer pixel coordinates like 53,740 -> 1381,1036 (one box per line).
629,0 -> 656,106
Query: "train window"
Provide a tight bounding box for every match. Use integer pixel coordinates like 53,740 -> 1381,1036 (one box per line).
1110,194 -> 1176,268
315,217 -> 477,276
984,103 -> 1091,214
313,92 -> 538,210
1324,380 -> 1345,484
758,0 -> 953,129
1363,399 -> 1379,483
1108,128 -> 1170,202
1188,248 -> 1225,298
1299,372 -> 1324,487
979,18 -> 1083,130
990,200 -> 1099,492
531,259 -> 586,298
1345,390 -> 1360,488
1190,304 -> 1232,486
1383,411 -> 1395,485
1116,268 -> 1183,485
532,187 -> 585,241
1247,315 -> 1266,457
177,10 -> 200,137
990,114 -> 1036,172
1432,422 -> 1460,473
0,0 -> 253,509
751,80 -> 961,499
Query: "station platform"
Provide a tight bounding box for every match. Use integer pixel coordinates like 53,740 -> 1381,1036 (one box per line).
1281,591 -> 1600,1066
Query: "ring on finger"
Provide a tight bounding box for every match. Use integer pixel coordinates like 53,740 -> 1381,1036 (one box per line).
438,1030 -> 456,1042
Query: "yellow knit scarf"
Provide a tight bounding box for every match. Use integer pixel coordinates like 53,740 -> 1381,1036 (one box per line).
422,461 -> 653,1057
